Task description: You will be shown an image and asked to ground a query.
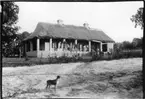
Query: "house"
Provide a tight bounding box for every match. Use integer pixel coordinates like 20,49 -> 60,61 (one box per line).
23,20 -> 115,58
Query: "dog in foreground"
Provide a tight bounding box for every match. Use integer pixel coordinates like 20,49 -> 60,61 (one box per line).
46,76 -> 60,89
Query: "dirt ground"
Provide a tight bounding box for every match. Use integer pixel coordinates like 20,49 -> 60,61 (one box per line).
2,58 -> 143,99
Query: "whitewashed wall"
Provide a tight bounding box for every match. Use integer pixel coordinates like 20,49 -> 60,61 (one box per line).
107,43 -> 114,52
45,42 -> 50,51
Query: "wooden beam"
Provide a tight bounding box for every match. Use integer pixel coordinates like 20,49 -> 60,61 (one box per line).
62,39 -> 66,51
92,40 -> 101,43
100,42 -> 102,52
50,38 -> 52,51
37,38 -> 40,52
75,39 -> 77,45
89,41 -> 91,52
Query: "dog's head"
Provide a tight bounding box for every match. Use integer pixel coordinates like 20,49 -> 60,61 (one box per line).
57,76 -> 60,79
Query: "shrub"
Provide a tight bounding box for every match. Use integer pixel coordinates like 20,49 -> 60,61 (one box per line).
2,49 -> 142,67
25,55 -> 29,61
57,55 -> 70,63
110,49 -> 142,60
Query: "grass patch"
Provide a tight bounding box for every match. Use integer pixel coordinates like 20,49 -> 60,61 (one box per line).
84,83 -> 107,93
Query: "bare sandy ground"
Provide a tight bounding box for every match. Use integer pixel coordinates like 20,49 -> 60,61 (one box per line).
2,58 -> 142,99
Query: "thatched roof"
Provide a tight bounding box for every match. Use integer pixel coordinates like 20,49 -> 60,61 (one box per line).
24,22 -> 114,42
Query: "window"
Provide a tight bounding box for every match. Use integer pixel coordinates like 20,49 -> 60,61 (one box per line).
40,39 -> 45,50
102,44 -> 107,52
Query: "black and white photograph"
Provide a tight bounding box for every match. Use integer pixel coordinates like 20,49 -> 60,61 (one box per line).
1,1 -> 143,98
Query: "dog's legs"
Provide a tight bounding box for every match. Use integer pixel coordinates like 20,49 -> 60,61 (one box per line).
46,82 -> 48,89
54,85 -> 57,91
48,85 -> 50,89
54,85 -> 56,89
46,85 -> 48,89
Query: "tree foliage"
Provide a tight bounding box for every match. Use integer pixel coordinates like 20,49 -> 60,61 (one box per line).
122,41 -> 133,50
114,37 -> 142,51
15,31 -> 30,47
12,31 -> 30,57
131,7 -> 143,29
132,38 -> 142,48
2,2 -> 19,57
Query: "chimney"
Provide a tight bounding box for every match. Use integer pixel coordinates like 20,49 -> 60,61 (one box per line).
83,23 -> 89,29
57,19 -> 63,25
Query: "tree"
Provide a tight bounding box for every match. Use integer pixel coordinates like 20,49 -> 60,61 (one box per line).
132,37 -> 142,49
14,31 -> 30,57
122,41 -> 133,50
2,2 -> 19,57
130,7 -> 143,29
114,42 -> 123,51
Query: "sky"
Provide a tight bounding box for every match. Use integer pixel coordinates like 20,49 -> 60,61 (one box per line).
16,2 -> 143,43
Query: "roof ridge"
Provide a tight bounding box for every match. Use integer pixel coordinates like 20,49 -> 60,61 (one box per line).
38,22 -> 92,29
89,27 -> 103,31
